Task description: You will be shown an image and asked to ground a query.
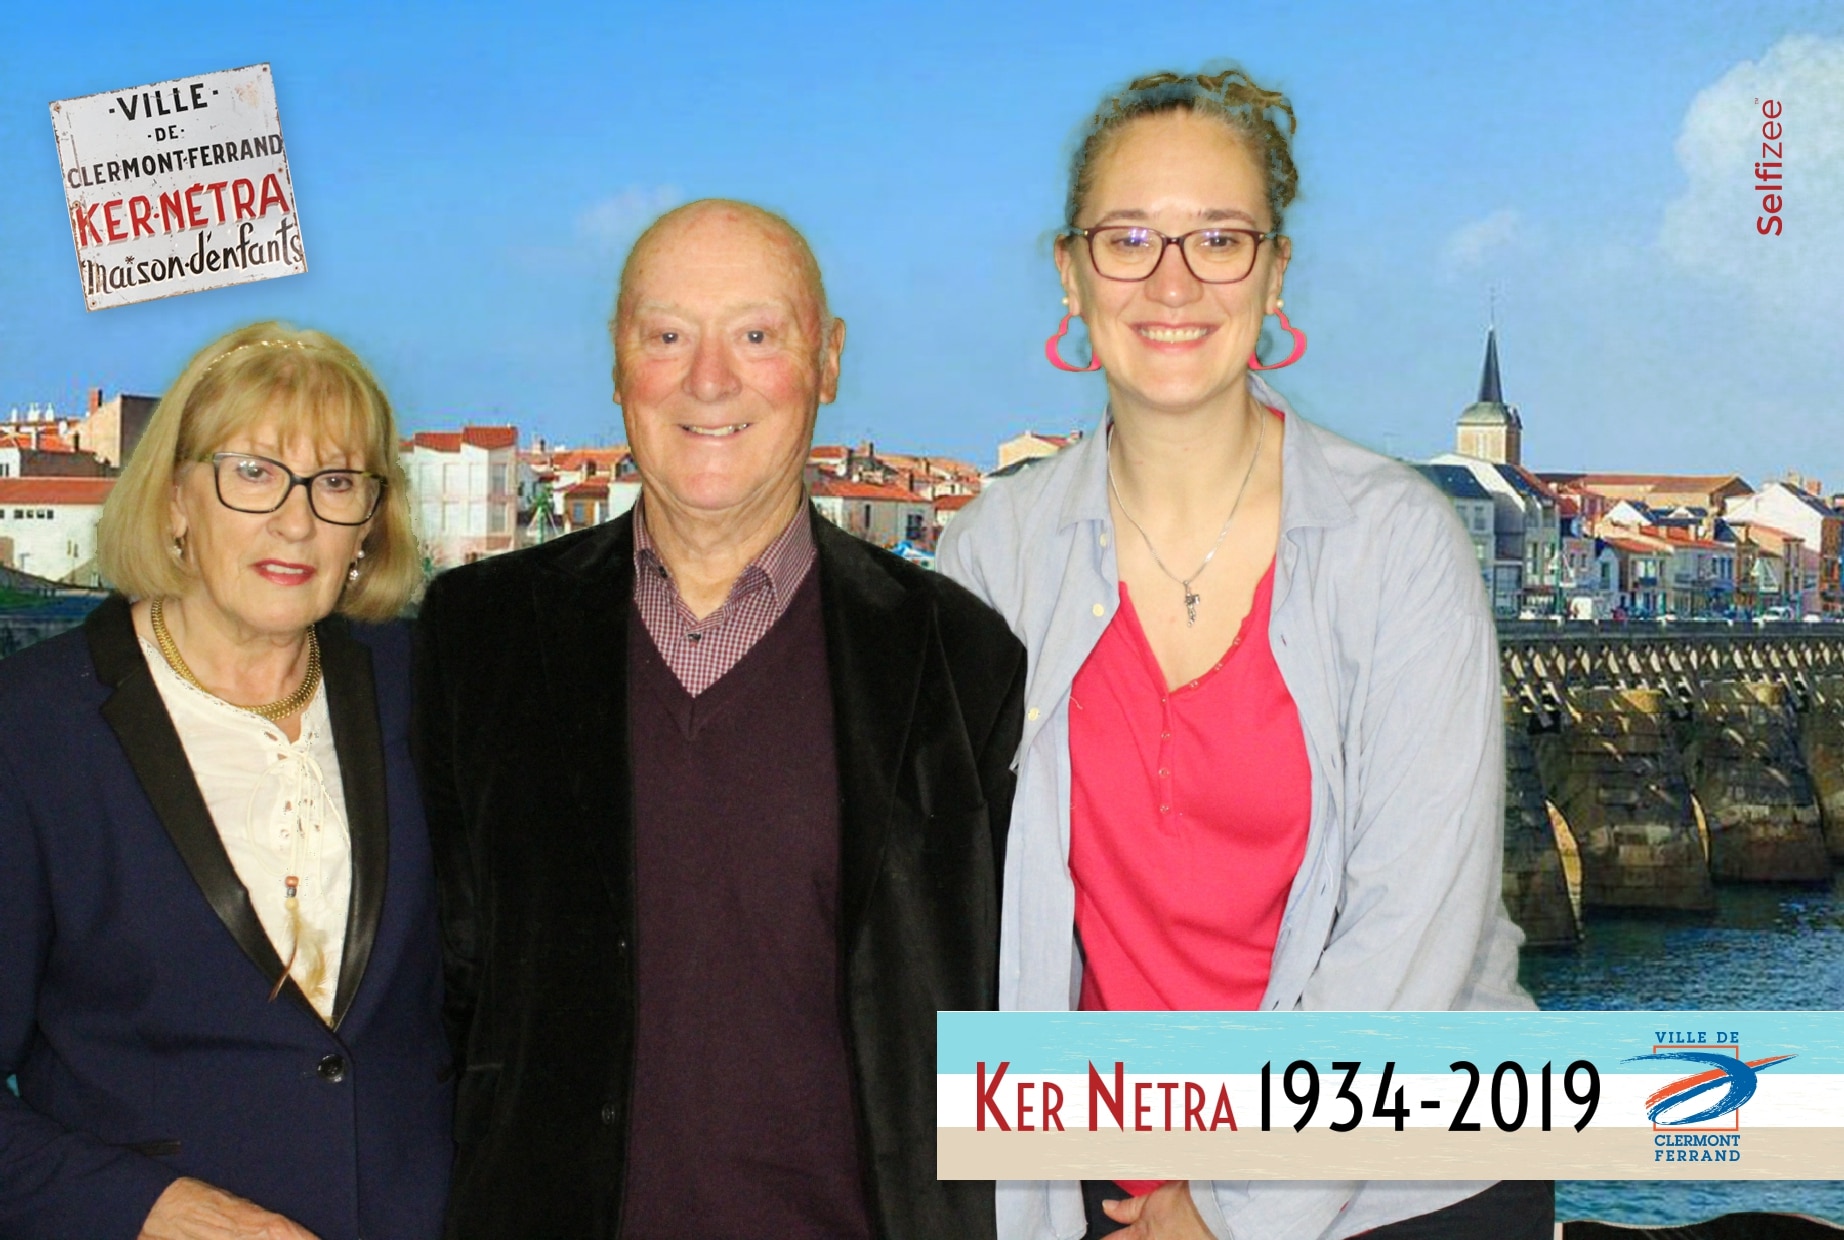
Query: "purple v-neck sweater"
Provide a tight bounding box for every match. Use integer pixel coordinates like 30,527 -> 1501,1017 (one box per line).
619,572 -> 870,1238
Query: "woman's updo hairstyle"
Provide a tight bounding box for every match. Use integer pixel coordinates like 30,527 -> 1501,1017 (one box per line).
1066,66 -> 1299,233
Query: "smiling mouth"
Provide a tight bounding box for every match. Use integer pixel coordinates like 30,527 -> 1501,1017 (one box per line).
255,562 -> 315,583
1137,325 -> 1212,344
682,423 -> 752,438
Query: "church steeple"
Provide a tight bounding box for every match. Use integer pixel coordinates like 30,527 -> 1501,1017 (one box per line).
1455,327 -> 1522,467
1478,327 -> 1504,405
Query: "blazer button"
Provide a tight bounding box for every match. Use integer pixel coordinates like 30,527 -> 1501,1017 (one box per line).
317,1054 -> 347,1083
600,1102 -> 620,1126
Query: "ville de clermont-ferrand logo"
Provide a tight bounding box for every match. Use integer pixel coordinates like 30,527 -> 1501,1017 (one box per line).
1626,1033 -> 1794,1129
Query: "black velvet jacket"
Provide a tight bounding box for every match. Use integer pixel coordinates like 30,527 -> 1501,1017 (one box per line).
414,508 -> 1026,1239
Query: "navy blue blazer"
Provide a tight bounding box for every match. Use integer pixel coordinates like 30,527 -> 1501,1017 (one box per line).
0,596 -> 452,1240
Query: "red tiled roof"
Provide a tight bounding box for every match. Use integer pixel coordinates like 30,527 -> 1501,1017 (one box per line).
0,478 -> 115,505
561,479 -> 609,498
1602,535 -> 1668,554
809,445 -> 850,461
408,425 -> 519,453
1550,472 -> 1747,489
463,426 -> 518,450
934,493 -> 976,512
1661,532 -> 1727,550
810,478 -> 927,503
0,431 -> 79,453
879,452 -> 983,476
550,446 -> 627,464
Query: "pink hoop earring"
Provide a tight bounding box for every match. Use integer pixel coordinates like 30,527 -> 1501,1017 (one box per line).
1248,308 -> 1307,371
1045,312 -> 1102,372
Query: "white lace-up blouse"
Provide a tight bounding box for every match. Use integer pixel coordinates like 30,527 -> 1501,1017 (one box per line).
140,638 -> 352,1021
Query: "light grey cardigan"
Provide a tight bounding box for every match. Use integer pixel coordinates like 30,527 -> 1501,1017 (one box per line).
937,377 -> 1534,1240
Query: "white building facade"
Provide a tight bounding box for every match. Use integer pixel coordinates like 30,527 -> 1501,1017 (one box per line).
810,479 -> 933,549
0,478 -> 115,584
402,426 -> 520,569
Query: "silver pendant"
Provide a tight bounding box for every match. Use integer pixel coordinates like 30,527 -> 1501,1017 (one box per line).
1184,587 -> 1200,627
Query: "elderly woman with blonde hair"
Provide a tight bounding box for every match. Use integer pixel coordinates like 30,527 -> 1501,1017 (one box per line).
0,323 -> 450,1240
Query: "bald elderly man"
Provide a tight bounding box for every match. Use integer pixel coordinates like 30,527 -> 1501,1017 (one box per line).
415,200 -> 1025,1239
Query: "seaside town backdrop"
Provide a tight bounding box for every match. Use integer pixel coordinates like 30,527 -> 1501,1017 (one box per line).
3,325 -> 1835,628
6,3 -> 1844,1224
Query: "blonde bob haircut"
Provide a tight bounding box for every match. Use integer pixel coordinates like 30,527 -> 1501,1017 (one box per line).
97,321 -> 419,622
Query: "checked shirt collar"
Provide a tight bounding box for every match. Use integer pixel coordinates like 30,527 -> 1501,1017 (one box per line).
631,496 -> 817,696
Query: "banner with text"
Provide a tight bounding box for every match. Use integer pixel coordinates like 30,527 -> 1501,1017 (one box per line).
50,64 -> 306,310
938,1011 -> 1844,1180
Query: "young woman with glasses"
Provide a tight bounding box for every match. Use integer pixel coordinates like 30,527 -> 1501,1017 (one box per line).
0,323 -> 451,1239
939,69 -> 1544,1240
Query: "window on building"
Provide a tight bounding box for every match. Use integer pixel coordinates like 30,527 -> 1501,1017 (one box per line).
905,512 -> 926,542
490,464 -> 509,495
489,503 -> 508,534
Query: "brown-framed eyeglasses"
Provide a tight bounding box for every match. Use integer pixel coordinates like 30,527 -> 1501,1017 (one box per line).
205,452 -> 387,525
1067,225 -> 1281,284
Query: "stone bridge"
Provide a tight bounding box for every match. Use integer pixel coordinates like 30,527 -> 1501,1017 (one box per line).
1497,622 -> 1844,948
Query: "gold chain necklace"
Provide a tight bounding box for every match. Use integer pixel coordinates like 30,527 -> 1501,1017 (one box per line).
150,598 -> 321,722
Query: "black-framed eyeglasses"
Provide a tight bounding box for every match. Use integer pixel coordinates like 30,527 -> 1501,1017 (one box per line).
1067,225 -> 1281,284
205,452 -> 387,525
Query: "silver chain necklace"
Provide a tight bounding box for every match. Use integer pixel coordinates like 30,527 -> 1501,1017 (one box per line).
1107,410 -> 1266,627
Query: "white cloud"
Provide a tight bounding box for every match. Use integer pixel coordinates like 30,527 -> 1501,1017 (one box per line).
1441,208 -> 1522,274
576,185 -> 683,257
1659,34 -> 1844,316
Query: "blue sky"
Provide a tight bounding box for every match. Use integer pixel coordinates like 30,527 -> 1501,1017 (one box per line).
3,0 -> 1841,478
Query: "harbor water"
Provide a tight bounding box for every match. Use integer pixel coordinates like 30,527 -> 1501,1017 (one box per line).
1522,874 -> 1844,1224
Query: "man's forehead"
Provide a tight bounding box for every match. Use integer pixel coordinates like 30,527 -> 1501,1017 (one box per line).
624,231 -> 821,323
627,294 -> 800,320
639,206 -> 801,268
613,198 -> 830,340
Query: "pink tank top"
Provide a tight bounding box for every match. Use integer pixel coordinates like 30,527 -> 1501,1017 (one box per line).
1069,559 -> 1312,1194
